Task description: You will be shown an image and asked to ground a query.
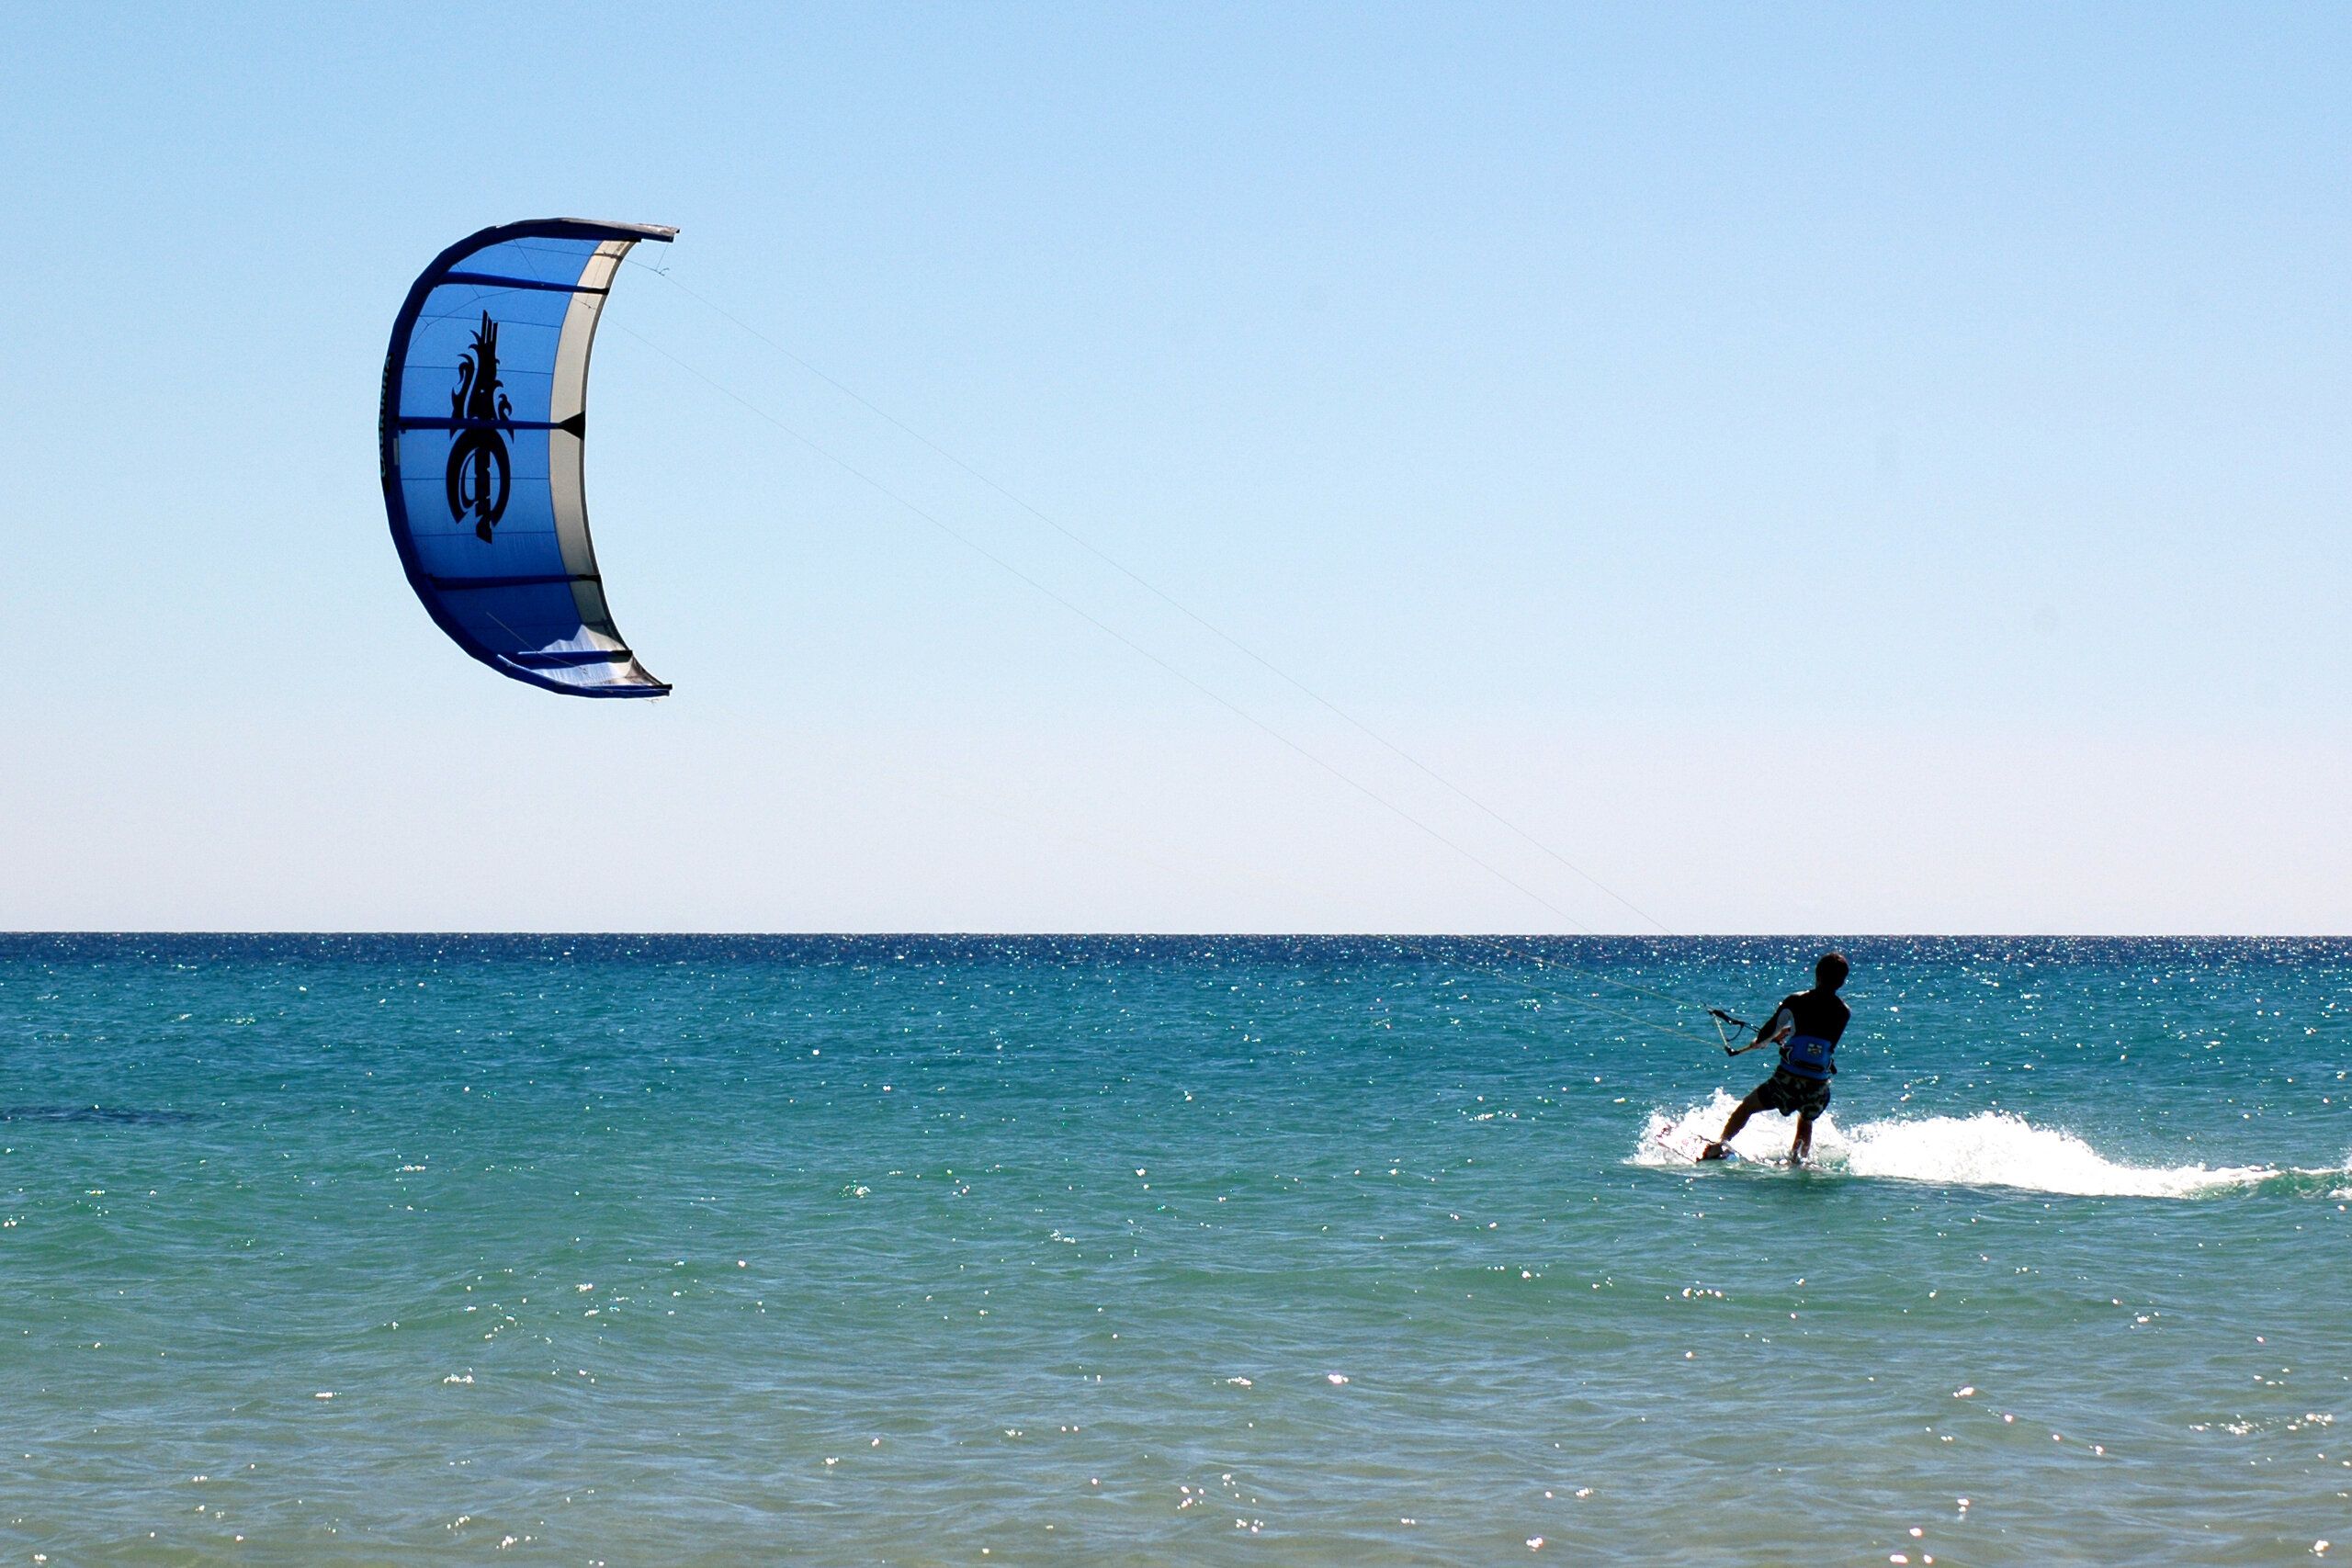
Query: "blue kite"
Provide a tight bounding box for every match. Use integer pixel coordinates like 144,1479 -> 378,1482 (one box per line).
379,219 -> 676,696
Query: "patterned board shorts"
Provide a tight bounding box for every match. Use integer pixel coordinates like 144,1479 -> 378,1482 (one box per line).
1753,1066 -> 1833,1119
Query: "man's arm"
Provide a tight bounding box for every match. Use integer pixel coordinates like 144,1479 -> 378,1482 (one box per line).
1738,1004 -> 1796,1054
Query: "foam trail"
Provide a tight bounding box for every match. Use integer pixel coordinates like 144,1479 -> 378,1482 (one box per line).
1635,1091 -> 2342,1199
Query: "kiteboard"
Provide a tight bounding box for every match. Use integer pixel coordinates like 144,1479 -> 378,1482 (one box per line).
1654,1128 -> 1739,1165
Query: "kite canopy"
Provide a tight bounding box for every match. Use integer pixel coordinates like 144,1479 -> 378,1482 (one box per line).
379,218 -> 676,696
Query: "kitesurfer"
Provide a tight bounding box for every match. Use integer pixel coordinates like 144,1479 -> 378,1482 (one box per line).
1701,952 -> 1850,1165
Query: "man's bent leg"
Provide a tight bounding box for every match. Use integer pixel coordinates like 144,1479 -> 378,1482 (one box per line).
1791,1111 -> 1817,1165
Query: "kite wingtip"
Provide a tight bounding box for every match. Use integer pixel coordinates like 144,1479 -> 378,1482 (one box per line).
556,218 -> 679,242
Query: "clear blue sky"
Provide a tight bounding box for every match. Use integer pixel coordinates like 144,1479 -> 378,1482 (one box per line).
3,3 -> 2346,932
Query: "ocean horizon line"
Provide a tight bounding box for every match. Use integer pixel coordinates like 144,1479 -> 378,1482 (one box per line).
4,929 -> 2348,945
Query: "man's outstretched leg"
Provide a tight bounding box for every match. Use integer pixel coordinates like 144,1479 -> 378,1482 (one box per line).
1701,1086 -> 1770,1160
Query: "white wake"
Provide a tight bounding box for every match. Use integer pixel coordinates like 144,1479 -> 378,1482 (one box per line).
1635,1091 -> 2344,1200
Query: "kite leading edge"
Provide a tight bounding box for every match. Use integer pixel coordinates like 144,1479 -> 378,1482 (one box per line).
379,218 -> 677,696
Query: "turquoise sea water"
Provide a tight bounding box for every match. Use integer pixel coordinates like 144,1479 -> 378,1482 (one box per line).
3,935 -> 2347,1565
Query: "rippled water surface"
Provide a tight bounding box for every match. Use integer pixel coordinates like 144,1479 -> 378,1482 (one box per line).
3,935 -> 2347,1564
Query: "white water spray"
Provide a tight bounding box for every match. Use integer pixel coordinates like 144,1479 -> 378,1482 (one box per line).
1636,1091 -> 2345,1199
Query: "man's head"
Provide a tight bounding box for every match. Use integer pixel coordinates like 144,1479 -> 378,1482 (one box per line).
1815,952 -> 1849,992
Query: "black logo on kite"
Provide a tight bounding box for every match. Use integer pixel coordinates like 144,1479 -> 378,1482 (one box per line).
446,312 -> 514,542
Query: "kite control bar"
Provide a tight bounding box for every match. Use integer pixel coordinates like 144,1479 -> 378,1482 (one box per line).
1707,1007 -> 1762,1055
